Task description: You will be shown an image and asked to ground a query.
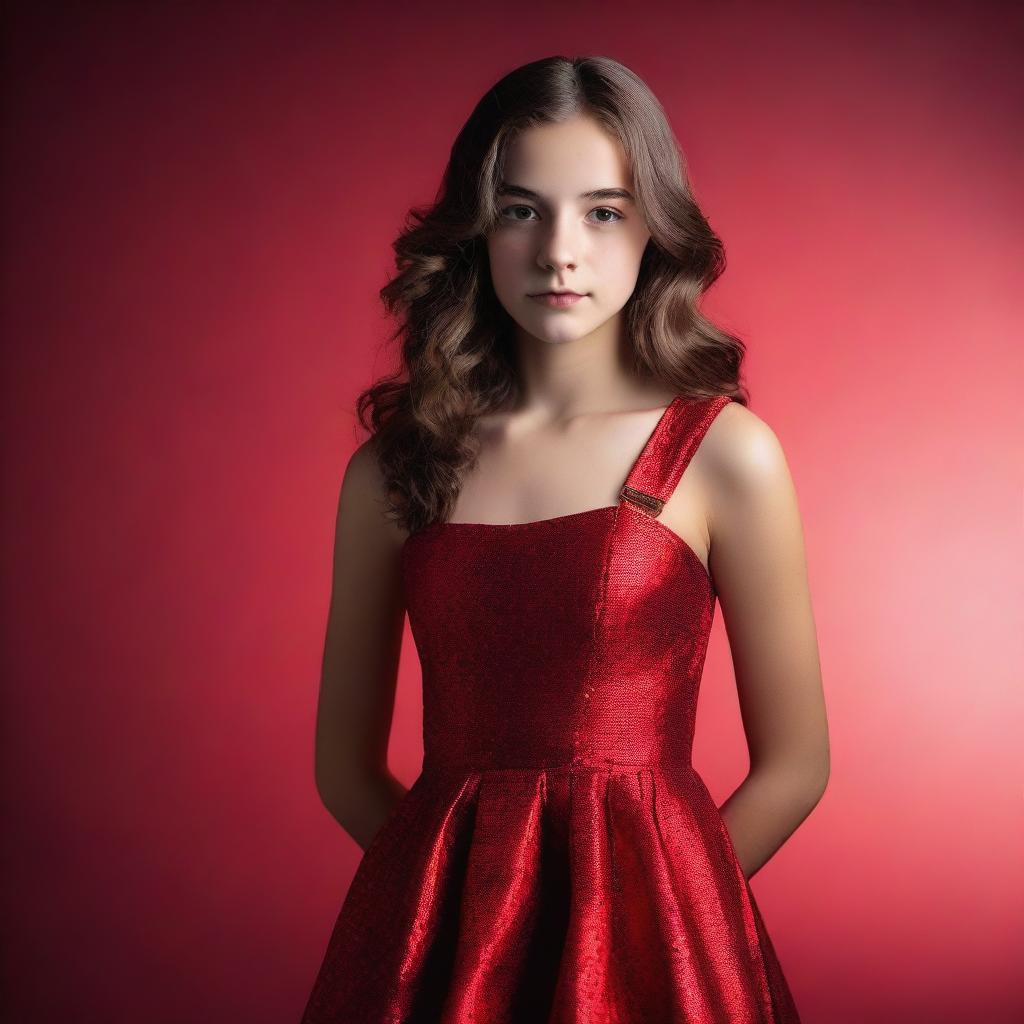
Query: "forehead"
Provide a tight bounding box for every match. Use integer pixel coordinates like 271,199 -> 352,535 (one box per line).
501,115 -> 632,191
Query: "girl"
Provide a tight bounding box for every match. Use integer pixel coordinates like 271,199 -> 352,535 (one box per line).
302,54 -> 828,1024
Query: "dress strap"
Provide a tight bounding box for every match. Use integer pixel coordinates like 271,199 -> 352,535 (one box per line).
619,395 -> 734,517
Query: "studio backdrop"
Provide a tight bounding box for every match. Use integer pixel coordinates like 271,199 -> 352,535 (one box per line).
2,2 -> 1021,1022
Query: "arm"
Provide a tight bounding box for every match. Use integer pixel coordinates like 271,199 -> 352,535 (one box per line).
701,402 -> 830,880
313,438 -> 410,851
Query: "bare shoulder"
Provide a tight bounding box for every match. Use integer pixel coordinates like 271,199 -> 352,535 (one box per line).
342,437 -> 386,502
696,399 -> 809,598
336,438 -> 408,554
696,399 -> 794,499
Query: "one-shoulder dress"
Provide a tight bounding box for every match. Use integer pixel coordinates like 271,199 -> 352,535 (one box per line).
300,394 -> 802,1023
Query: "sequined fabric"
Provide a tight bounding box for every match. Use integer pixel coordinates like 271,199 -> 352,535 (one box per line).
301,395 -> 801,1023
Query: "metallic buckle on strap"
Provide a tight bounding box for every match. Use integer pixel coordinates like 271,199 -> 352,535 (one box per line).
619,484 -> 664,516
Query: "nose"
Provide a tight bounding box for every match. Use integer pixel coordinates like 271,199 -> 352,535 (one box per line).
535,211 -> 579,274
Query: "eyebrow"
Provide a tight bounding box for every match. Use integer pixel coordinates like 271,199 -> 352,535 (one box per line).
495,183 -> 635,203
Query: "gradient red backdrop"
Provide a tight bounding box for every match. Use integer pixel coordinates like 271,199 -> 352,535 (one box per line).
2,2 -> 1022,1021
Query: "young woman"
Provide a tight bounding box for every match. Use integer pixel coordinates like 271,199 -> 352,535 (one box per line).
301,54 -> 828,1023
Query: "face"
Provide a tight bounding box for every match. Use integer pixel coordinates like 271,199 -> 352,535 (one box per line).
486,114 -> 652,348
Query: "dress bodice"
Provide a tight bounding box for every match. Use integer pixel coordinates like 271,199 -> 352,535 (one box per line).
402,394 -> 731,774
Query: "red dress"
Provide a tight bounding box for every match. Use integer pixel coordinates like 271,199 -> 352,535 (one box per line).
301,394 -> 802,1023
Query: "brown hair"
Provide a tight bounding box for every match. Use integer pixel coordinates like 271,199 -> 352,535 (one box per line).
358,54 -> 749,535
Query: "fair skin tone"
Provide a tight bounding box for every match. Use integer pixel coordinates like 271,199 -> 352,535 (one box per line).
315,114 -> 829,878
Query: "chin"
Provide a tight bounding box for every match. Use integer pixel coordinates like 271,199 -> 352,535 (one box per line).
536,323 -> 594,345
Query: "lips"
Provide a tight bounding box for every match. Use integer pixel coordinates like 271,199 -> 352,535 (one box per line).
529,291 -> 587,308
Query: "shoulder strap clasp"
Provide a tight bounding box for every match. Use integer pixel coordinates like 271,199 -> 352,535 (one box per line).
619,484 -> 665,517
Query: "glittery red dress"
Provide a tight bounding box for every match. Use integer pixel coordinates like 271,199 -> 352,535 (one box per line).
300,394 -> 801,1024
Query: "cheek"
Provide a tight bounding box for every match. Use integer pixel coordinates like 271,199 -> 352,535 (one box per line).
596,238 -> 647,295
486,237 -> 516,277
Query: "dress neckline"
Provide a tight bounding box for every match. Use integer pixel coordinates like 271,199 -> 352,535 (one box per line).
431,395 -> 683,531
403,391 -> 715,601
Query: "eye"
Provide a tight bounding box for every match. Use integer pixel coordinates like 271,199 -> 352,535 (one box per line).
500,204 -> 539,221
498,204 -> 625,224
589,207 -> 624,224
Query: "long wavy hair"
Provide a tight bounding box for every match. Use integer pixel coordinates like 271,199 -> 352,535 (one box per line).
357,54 -> 749,536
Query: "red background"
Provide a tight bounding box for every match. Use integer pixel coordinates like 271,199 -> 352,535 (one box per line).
3,1 -> 1022,1020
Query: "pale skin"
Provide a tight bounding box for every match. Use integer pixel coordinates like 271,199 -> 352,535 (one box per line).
315,114 -> 829,879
